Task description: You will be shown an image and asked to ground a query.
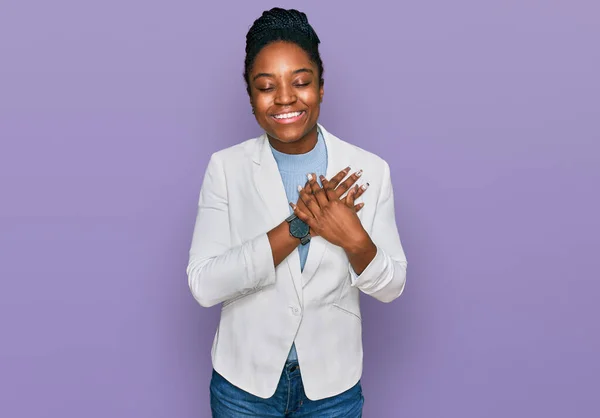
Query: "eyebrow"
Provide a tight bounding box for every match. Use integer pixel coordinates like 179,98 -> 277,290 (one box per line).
252,68 -> 314,81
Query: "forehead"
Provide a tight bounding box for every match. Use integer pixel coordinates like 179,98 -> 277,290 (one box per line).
252,41 -> 315,74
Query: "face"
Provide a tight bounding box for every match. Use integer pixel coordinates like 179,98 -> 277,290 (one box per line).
249,41 -> 324,150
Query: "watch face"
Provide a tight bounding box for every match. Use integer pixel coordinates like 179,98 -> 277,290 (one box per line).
290,217 -> 309,238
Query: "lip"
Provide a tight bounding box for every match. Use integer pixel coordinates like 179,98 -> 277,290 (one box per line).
270,110 -> 306,124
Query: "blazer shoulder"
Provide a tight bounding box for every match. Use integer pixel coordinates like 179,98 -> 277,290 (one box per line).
332,134 -> 390,174
209,136 -> 261,167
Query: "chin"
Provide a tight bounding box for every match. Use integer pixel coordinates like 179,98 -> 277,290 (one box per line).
273,130 -> 304,143
266,126 -> 301,143
268,122 -> 317,144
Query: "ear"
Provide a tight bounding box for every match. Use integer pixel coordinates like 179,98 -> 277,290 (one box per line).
319,79 -> 325,103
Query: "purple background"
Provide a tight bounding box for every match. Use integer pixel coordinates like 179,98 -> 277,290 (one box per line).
1,1 -> 599,417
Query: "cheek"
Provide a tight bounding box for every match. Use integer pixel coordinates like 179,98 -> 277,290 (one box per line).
251,90 -> 272,108
253,96 -> 271,112
299,90 -> 321,108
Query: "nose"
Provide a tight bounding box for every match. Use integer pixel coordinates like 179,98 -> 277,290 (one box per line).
274,84 -> 297,106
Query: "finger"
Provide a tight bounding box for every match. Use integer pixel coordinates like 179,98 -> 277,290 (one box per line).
323,167 -> 351,200
324,181 -> 337,201
344,185 -> 358,207
320,175 -> 338,202
335,169 -> 363,199
290,202 -> 317,230
298,184 -> 322,217
297,183 -> 317,215
354,202 -> 365,212
345,182 -> 370,210
297,184 -> 311,204
326,166 -> 352,190
353,182 -> 369,201
295,187 -> 310,213
319,174 -> 328,189
303,179 -> 311,193
308,172 -> 329,206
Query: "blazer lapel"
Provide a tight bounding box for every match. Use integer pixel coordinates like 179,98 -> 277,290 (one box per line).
252,134 -> 303,304
301,124 -> 357,288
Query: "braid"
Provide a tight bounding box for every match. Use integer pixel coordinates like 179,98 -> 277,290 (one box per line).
244,8 -> 324,95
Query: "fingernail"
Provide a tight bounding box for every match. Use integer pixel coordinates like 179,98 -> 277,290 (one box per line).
297,185 -> 303,192
361,183 -> 370,190
345,166 -> 351,172
307,173 -> 313,181
356,169 -> 363,177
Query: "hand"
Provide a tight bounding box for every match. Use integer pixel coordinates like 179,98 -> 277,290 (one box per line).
291,168 -> 371,251
294,167 -> 367,237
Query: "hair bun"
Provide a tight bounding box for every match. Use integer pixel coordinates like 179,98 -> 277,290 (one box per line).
246,7 -> 320,53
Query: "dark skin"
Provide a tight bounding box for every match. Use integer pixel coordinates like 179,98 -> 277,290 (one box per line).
249,41 -> 322,154
292,175 -> 377,276
249,41 -> 377,274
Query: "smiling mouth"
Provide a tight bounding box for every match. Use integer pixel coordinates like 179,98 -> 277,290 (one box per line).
271,110 -> 305,123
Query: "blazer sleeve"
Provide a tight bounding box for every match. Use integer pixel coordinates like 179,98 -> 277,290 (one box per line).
186,153 -> 277,307
348,160 -> 408,303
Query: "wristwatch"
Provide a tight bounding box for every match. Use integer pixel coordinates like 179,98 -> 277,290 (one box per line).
286,213 -> 311,245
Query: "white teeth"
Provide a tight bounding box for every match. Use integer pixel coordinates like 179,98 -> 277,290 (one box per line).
274,111 -> 302,119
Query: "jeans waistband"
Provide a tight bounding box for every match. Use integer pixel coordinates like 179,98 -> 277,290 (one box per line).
284,359 -> 300,373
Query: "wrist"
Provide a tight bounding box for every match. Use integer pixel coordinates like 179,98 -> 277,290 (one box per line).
343,231 -> 375,255
285,214 -> 311,245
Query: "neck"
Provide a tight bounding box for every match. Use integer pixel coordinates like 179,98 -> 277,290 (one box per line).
267,125 -> 319,155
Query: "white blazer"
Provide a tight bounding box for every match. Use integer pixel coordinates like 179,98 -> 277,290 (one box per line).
187,124 -> 407,400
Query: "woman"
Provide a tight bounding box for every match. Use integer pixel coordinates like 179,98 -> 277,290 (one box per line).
187,7 -> 408,417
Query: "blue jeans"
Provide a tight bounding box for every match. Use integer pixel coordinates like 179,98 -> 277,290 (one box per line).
210,360 -> 364,417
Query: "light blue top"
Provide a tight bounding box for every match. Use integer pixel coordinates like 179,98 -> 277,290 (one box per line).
270,128 -> 328,361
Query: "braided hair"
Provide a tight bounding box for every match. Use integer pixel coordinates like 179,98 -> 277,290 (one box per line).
244,8 -> 324,95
